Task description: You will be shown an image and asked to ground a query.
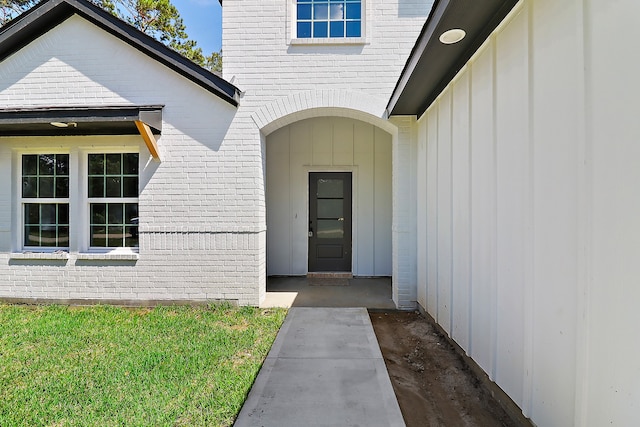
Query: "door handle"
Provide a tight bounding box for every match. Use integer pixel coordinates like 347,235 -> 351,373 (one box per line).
308,231 -> 313,238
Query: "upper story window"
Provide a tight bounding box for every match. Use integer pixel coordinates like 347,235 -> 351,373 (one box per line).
296,0 -> 362,39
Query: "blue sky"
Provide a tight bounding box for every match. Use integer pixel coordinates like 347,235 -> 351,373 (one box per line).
173,0 -> 222,54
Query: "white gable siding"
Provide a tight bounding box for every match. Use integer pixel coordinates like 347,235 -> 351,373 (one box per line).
0,16 -> 263,305
415,0 -> 640,425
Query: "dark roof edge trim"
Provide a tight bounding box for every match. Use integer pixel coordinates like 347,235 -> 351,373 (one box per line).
0,0 -> 239,107
413,0 -> 519,117
0,105 -> 164,135
386,0 -> 520,118
386,0 -> 448,117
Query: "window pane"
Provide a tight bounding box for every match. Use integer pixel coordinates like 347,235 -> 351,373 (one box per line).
91,203 -> 107,225
330,21 -> 344,37
314,3 -> 328,19
56,177 -> 69,198
123,176 -> 138,198
297,22 -> 311,38
58,226 -> 69,246
22,177 -> 37,198
330,3 -> 344,19
58,204 -> 69,224
346,20 -> 361,37
317,178 -> 343,198
106,154 -> 122,175
106,177 -> 122,198
23,155 -> 37,175
123,153 -> 139,175
125,203 -> 139,223
314,21 -> 328,37
345,2 -> 360,19
39,177 -> 54,198
108,203 -> 124,225
24,225 -> 40,246
317,219 -> 344,239
107,226 -> 124,247
91,226 -> 107,247
297,3 -> 311,19
40,226 -> 57,246
56,154 -> 69,175
318,199 -> 343,218
126,226 -> 139,247
25,204 -> 39,224
38,155 -> 55,175
41,204 -> 56,224
88,154 -> 104,175
89,177 -> 104,198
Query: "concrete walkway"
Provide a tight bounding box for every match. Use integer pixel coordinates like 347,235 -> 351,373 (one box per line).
234,307 -> 405,427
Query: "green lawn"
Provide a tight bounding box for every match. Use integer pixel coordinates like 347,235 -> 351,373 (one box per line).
0,303 -> 286,427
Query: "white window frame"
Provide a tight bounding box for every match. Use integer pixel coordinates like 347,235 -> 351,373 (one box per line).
14,142 -> 141,255
82,149 -> 140,253
18,151 -> 71,252
287,0 -> 368,45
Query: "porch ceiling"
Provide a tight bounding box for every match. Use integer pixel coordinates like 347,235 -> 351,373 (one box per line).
387,0 -> 519,118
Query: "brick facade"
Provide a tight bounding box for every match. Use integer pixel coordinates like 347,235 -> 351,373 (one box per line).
1,1 -> 431,306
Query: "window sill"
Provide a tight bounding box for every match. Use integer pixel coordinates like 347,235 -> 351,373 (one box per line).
11,251 -> 70,260
76,253 -> 139,261
289,37 -> 367,46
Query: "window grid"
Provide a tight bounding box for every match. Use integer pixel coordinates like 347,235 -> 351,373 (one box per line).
24,203 -> 69,247
297,0 -> 362,39
21,154 -> 70,248
88,153 -> 139,248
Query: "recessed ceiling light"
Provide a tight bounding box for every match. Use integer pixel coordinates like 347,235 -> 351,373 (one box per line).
49,122 -> 77,128
439,29 -> 466,44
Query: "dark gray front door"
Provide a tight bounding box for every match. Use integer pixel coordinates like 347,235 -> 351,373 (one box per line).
308,172 -> 352,272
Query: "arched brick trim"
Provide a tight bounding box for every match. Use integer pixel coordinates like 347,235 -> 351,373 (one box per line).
251,90 -> 397,136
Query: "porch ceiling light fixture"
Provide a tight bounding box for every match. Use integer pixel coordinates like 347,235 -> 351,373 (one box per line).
50,121 -> 77,128
439,28 -> 466,44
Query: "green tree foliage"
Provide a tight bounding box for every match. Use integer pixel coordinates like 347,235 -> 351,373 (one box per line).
0,0 -> 222,72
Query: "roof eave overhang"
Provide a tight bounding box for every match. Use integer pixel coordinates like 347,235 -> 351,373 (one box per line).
0,105 -> 163,136
387,0 -> 520,118
0,0 -> 239,106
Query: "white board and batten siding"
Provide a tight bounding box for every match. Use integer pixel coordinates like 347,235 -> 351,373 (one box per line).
266,117 -> 392,277
415,0 -> 640,426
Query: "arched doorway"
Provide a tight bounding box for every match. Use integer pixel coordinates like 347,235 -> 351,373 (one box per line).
266,115 -> 392,277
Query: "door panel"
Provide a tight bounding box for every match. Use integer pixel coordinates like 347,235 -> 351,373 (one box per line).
309,172 -> 352,272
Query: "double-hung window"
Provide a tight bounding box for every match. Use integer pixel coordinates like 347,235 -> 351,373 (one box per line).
21,154 -> 70,248
88,153 -> 139,248
296,0 -> 362,39
19,151 -> 139,252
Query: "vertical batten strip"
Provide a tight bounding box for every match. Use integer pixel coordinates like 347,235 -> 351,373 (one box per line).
522,0 -> 535,418
573,0 -> 592,424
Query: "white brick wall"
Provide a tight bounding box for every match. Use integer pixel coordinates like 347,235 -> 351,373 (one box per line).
1,1 -> 431,307
0,15 -> 262,306
222,0 -> 430,307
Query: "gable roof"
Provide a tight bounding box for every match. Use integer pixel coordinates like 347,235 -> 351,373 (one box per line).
387,0 -> 519,117
0,0 -> 239,106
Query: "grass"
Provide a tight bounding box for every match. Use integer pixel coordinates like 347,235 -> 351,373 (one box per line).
0,303 -> 287,427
